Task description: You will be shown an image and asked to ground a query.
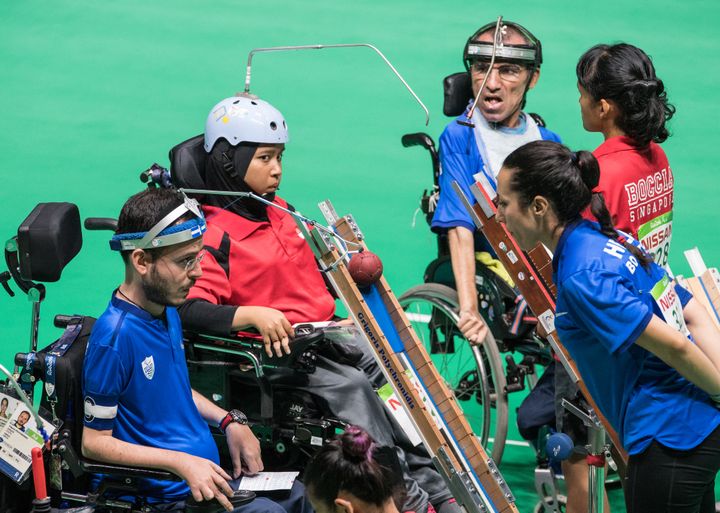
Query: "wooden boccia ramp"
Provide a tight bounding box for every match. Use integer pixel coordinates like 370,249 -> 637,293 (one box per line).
452,180 -> 630,475
295,200 -> 518,513
679,248 -> 720,330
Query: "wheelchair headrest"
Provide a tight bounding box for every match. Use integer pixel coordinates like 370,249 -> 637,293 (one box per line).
169,134 -> 208,190
443,72 -> 473,117
16,202 -> 82,282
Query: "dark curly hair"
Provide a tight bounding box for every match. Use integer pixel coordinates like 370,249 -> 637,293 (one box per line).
577,43 -> 675,147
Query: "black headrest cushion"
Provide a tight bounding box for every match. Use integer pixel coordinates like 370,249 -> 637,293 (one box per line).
169,134 -> 208,190
17,202 -> 82,282
443,72 -> 473,117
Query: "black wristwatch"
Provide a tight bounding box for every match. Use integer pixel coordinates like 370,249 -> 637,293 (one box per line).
219,409 -> 248,433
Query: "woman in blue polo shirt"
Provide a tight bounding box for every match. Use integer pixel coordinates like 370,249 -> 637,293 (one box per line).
495,139 -> 720,513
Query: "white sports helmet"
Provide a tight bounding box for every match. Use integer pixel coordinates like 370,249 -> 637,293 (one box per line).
204,94 -> 289,152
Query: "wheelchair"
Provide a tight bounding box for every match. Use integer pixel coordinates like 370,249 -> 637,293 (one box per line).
0,201 -> 333,512
397,71 -> 554,466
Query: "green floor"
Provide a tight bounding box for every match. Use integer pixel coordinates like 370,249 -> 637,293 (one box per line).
2,2 -> 720,511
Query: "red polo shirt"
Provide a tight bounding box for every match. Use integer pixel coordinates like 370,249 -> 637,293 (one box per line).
187,200 -> 336,324
583,136 -> 674,267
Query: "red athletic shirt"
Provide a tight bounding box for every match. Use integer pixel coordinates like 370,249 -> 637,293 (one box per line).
583,136 -> 674,268
187,200 -> 336,325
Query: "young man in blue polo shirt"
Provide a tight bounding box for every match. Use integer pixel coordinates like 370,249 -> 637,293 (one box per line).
82,188 -> 309,512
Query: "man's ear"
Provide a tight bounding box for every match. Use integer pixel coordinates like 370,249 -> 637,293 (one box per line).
527,68 -> 540,90
129,249 -> 152,277
333,497 -> 354,513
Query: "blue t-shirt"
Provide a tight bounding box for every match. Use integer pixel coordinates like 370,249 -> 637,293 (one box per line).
553,220 -> 720,454
83,295 -> 219,501
431,110 -> 562,233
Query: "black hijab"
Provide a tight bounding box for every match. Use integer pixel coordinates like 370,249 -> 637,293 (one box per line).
204,140 -> 275,222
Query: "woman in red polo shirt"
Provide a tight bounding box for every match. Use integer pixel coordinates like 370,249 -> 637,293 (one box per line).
176,95 -> 456,513
577,43 -> 676,269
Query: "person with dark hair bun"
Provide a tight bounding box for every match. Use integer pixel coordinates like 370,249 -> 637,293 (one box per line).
497,140 -> 720,513
304,426 -> 405,513
577,43 -> 676,270
556,43 -> 679,511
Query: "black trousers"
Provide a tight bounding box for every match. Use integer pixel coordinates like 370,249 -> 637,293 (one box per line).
625,424 -> 720,513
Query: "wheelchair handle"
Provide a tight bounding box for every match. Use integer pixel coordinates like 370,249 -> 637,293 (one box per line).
401,132 -> 435,150
15,352 -> 42,371
84,217 -> 118,232
54,314 -> 82,328
401,132 -> 440,186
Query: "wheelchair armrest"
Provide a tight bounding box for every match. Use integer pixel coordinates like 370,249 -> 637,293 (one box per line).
264,324 -> 325,371
185,326 -> 327,372
79,459 -> 182,482
57,430 -> 180,482
185,490 -> 256,512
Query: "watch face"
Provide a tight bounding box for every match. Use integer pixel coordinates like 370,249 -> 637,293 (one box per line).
230,410 -> 248,424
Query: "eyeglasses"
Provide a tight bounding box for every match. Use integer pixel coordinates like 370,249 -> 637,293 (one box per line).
469,61 -> 527,83
176,249 -> 206,272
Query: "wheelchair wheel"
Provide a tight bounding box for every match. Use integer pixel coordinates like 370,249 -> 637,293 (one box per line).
398,283 -> 509,464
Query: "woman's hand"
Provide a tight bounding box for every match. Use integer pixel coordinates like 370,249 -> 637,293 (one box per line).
233,306 -> 294,357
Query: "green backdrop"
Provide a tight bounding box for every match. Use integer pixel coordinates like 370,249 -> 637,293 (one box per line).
2,1 -> 719,510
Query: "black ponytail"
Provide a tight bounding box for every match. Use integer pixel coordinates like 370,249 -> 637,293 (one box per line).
577,43 -> 675,147
503,141 -> 652,266
503,141 -> 595,227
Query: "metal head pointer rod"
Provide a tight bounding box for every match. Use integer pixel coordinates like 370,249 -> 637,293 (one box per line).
178,188 -> 363,250
243,43 -> 430,126
459,16 -> 503,128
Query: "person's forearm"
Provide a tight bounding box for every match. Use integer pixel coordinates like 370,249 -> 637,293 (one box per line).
82,429 -> 184,475
448,226 -> 477,312
231,307 -> 260,332
636,315 -> 720,396
178,299 -> 236,336
684,298 -> 720,374
192,389 -> 227,426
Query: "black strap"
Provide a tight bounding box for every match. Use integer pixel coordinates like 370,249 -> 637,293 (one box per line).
204,232 -> 231,278
528,112 -> 546,127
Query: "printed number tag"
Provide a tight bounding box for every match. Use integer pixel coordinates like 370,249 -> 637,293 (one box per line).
651,275 -> 690,338
638,213 -> 672,271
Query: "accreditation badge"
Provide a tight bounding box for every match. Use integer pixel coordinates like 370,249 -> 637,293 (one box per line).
638,211 -> 672,271
650,274 -> 691,338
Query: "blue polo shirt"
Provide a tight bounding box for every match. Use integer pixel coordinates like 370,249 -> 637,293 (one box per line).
553,220 -> 720,455
83,294 -> 219,500
431,110 -> 562,233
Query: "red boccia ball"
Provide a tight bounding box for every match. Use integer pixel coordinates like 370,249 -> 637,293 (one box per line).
348,250 -> 384,288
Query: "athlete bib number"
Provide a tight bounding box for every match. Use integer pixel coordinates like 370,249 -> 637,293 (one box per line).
650,275 -> 690,338
638,211 -> 672,269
